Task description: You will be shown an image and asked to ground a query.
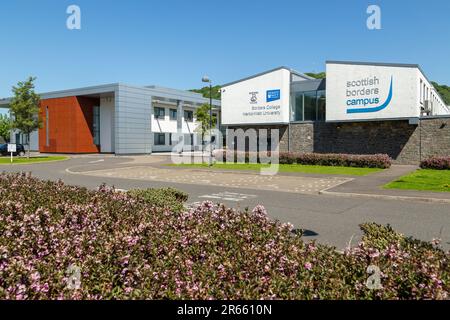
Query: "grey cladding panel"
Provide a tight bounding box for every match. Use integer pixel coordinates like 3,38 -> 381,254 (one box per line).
115,85 -> 153,154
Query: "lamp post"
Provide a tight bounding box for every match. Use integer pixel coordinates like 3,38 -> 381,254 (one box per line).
202,76 -> 213,166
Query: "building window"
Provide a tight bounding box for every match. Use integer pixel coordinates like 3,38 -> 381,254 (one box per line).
154,107 -> 165,119
184,110 -> 193,122
93,106 -> 100,146
154,133 -> 165,145
420,79 -> 423,103
45,106 -> 49,147
169,109 -> 177,120
292,90 -> 326,122
303,91 -> 317,121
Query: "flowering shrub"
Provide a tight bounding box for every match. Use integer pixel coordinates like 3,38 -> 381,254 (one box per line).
128,188 -> 188,213
420,156 -> 450,170
0,173 -> 447,300
214,150 -> 392,169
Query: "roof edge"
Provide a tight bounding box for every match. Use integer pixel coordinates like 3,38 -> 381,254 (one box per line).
222,66 -> 313,88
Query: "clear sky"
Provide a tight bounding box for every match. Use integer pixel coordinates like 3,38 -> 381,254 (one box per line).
0,0 -> 449,98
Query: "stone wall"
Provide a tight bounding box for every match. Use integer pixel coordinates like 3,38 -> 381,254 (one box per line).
227,117 -> 450,164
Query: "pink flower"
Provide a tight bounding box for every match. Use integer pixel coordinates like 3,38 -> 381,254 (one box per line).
304,262 -> 313,271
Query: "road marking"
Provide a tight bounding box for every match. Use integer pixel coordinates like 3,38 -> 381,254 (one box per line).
199,192 -> 258,202
89,159 -> 105,164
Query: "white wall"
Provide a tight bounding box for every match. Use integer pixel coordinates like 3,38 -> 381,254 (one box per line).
151,102 -> 202,152
326,63 -> 420,121
221,68 -> 291,125
100,96 -> 115,153
417,71 -> 449,116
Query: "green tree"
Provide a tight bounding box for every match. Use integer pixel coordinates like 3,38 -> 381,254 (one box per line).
0,114 -> 12,143
195,103 -> 217,148
431,81 -> 450,105
10,77 -> 41,158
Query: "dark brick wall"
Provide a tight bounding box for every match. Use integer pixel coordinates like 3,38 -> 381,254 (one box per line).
226,117 -> 450,164
420,117 -> 450,160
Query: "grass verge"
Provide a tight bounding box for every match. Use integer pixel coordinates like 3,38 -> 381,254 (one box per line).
167,163 -> 383,176
384,169 -> 450,192
0,156 -> 68,165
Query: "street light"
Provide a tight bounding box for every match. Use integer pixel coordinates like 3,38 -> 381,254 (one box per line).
202,76 -> 213,166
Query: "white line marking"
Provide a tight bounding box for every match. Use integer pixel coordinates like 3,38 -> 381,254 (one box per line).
89,159 -> 105,164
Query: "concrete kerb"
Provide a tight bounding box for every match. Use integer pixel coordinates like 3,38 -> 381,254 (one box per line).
319,189 -> 450,204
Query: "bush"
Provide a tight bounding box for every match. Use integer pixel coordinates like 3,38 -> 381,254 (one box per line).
0,173 -> 447,300
214,150 -> 392,169
128,188 -> 188,213
420,156 -> 450,170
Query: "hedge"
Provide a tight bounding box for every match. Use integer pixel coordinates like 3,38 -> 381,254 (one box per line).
128,188 -> 188,213
214,150 -> 392,169
0,173 -> 447,300
420,156 -> 450,170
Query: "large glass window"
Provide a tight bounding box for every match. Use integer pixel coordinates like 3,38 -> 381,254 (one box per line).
291,90 -> 326,122
293,93 -> 304,121
303,91 -> 317,121
317,90 -> 326,121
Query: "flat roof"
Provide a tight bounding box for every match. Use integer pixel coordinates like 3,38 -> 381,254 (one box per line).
0,83 -> 221,107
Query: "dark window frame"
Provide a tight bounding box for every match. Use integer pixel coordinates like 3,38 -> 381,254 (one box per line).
184,110 -> 194,122
169,109 -> 177,120
154,107 -> 165,120
154,133 -> 166,146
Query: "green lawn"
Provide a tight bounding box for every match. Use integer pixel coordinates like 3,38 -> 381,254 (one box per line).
167,163 -> 383,176
384,169 -> 450,192
0,156 -> 68,165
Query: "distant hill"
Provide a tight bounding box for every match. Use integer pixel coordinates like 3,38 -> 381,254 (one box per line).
431,82 -> 450,105
190,85 -> 222,100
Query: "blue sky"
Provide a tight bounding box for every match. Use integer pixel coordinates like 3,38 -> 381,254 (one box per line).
0,0 -> 449,98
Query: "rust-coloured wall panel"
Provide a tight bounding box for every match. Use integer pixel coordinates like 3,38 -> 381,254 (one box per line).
39,96 -> 100,153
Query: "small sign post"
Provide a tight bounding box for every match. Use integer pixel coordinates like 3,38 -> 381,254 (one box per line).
7,144 -> 16,163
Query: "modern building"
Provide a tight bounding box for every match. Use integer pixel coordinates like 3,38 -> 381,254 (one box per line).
221,61 -> 450,164
0,84 -> 221,154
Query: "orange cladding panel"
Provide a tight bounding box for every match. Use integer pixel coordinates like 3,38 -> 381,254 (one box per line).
39,96 -> 100,153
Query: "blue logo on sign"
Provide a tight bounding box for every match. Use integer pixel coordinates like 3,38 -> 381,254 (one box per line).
266,89 -> 281,102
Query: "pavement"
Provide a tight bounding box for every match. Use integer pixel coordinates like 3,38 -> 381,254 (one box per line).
1,154 -> 449,251
322,164 -> 450,203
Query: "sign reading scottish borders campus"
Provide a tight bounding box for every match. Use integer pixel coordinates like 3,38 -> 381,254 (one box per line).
221,68 -> 291,125
325,61 -> 420,121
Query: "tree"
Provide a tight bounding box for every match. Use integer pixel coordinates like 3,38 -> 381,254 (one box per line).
10,77 -> 41,158
195,103 -> 217,149
431,81 -> 450,105
0,114 -> 12,143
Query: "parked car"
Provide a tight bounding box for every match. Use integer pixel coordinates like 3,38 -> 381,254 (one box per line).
0,144 -> 26,157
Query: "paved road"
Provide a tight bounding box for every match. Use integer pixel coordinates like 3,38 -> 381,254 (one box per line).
1,155 -> 449,250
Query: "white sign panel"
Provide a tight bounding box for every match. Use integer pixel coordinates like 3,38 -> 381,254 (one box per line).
326,63 -> 420,121
221,68 -> 291,125
7,144 -> 16,153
